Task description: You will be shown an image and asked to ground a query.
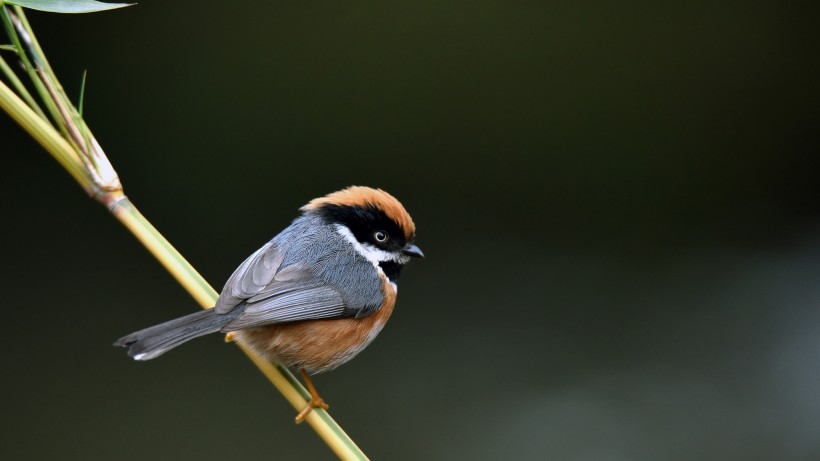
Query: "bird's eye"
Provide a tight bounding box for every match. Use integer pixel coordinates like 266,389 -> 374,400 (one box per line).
374,231 -> 388,242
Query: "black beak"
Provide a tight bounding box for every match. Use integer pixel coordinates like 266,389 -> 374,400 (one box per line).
403,243 -> 424,258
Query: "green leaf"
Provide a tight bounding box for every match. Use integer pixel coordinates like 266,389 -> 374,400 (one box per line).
4,0 -> 133,14
0,44 -> 18,52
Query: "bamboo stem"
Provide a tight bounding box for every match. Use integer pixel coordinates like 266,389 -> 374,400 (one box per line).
1,6 -> 64,133
1,6 -> 369,459
0,78 -> 90,190
0,50 -> 47,119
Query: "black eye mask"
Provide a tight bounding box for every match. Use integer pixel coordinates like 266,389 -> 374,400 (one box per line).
314,203 -> 407,251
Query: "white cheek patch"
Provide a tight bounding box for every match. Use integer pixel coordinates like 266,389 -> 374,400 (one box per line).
360,242 -> 397,263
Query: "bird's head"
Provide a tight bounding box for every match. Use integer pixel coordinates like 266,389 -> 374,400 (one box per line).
302,186 -> 423,282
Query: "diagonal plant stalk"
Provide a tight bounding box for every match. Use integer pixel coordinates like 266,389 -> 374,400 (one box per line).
0,4 -> 368,460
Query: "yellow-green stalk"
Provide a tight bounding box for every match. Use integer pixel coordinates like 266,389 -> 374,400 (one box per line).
0,5 -> 367,460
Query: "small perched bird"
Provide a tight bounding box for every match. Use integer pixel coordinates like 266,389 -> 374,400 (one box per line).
115,186 -> 422,422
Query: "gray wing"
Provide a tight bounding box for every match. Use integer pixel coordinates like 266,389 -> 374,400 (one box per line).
214,241 -> 286,314
213,242 -> 348,330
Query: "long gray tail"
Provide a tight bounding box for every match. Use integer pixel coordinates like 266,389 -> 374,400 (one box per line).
114,307 -> 243,361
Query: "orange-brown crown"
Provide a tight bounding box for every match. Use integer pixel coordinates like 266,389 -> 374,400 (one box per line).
302,186 -> 416,239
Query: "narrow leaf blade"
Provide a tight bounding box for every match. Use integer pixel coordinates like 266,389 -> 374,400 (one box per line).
78,69 -> 87,116
5,0 -> 133,14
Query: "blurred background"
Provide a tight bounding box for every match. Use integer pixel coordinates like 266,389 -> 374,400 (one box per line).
1,1 -> 819,459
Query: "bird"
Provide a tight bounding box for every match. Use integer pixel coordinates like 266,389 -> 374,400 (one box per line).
114,186 -> 423,422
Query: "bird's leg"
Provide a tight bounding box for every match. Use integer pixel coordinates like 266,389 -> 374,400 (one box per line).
294,369 -> 330,424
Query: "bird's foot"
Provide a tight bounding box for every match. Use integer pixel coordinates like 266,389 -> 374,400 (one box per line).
294,369 -> 330,424
294,397 -> 330,424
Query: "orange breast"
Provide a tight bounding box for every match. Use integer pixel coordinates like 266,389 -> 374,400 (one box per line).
235,277 -> 397,374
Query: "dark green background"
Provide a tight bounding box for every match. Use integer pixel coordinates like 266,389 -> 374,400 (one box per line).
1,1 -> 818,459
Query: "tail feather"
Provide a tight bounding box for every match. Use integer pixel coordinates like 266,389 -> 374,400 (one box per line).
114,307 -> 244,361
